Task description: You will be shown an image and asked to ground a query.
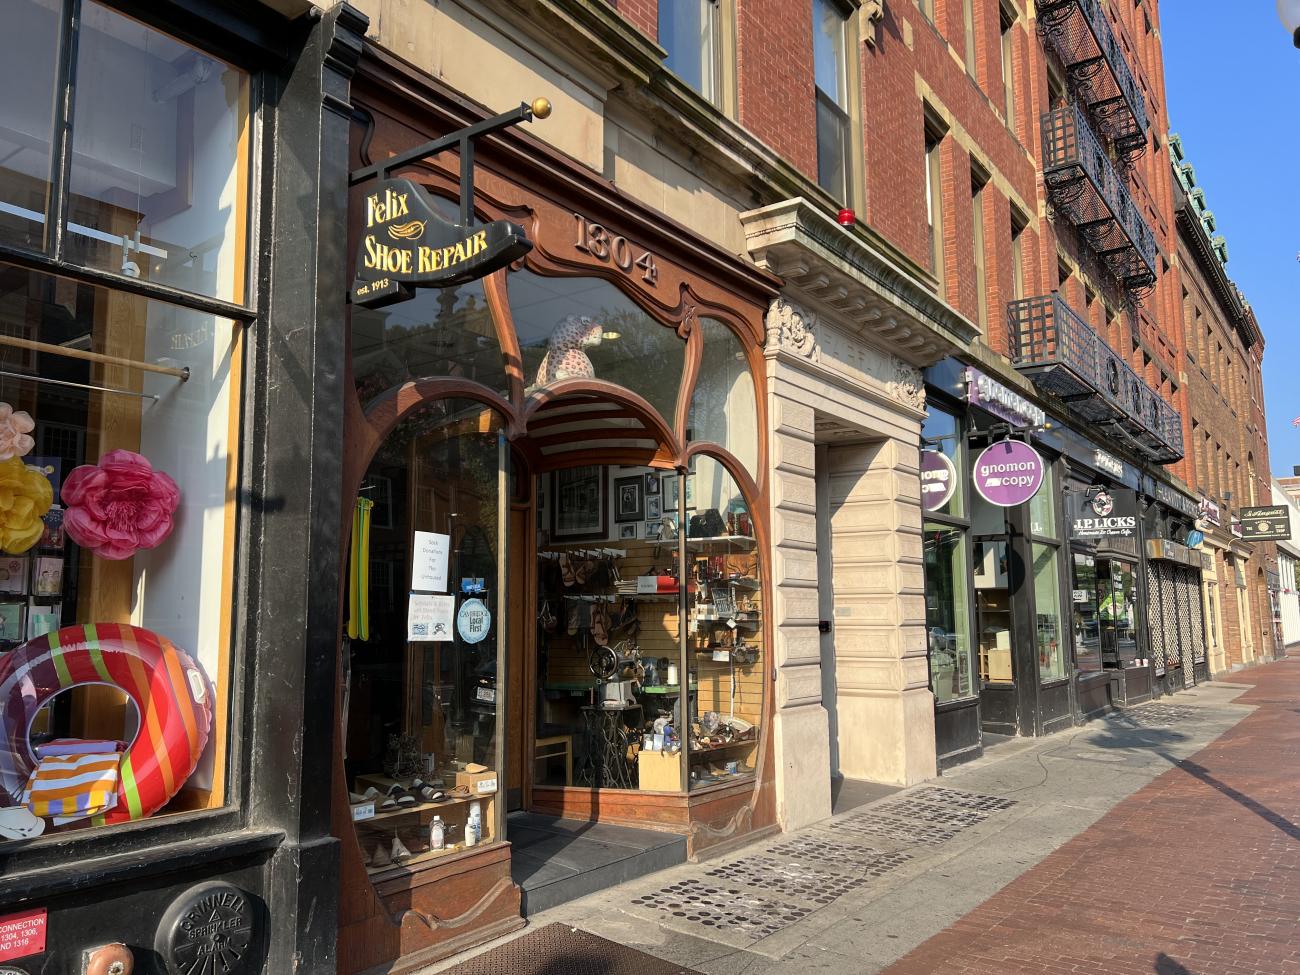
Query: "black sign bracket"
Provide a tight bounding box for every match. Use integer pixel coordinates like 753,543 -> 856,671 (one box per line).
349,98 -> 553,228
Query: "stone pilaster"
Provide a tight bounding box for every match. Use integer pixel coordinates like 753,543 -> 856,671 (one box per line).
768,355 -> 833,831
824,439 -> 936,786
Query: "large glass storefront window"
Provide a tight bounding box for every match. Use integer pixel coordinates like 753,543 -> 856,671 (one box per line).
1030,462 -> 1066,682
70,3 -> 249,301
351,278 -> 507,405
0,264 -> 243,844
686,456 -> 762,789
1033,544 -> 1066,681
529,457 -> 763,794
1071,552 -> 1103,673
921,405 -> 975,699
0,0 -> 61,252
0,6 -> 249,847
925,522 -> 973,701
1099,560 -> 1138,668
345,400 -> 505,873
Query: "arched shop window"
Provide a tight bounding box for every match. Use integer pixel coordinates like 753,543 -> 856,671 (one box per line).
0,1 -> 250,847
688,319 -> 759,480
351,280 -> 506,404
346,399 -> 507,873
510,269 -> 687,424
684,454 -> 762,790
351,194 -> 508,404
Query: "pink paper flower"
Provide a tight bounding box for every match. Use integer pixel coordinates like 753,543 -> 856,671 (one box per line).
0,403 -> 35,461
62,450 -> 180,560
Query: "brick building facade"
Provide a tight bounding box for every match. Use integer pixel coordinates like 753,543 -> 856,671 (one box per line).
1171,134 -> 1276,669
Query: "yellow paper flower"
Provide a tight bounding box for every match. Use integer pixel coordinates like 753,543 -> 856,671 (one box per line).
0,457 -> 52,553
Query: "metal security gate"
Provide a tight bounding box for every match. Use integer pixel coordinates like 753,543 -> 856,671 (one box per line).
1145,561 -> 1207,690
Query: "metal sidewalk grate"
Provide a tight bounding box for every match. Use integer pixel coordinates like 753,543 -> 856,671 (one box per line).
704,855 -> 868,905
631,879 -> 812,940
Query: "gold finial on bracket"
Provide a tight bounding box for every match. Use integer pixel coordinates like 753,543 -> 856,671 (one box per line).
530,97 -> 553,120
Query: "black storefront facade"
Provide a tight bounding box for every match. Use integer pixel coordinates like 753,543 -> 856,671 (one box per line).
0,3 -> 365,973
923,358 -> 1206,769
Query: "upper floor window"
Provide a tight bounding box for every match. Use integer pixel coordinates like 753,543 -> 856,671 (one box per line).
1000,3 -> 1017,129
924,121 -> 945,291
962,0 -> 977,76
1,1 -> 251,304
660,0 -> 723,107
813,0 -> 851,201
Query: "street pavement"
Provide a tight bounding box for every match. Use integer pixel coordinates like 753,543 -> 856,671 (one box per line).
423,656 -> 1296,974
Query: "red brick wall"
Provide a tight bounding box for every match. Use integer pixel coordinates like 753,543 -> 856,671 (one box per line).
735,0 -> 817,179
612,0 -> 657,40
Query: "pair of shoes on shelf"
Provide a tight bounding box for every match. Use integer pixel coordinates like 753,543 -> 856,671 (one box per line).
349,786 -> 381,805
380,783 -> 419,810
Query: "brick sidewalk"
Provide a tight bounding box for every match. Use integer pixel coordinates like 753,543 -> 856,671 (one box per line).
882,658 -> 1300,975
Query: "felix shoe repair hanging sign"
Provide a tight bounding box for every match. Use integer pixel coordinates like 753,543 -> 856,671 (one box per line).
351,179 -> 531,307
349,99 -> 551,308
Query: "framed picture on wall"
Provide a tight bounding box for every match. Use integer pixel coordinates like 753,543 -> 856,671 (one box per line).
618,522 -> 639,541
614,475 -> 644,523
663,472 -> 696,512
644,473 -> 660,496
0,601 -> 23,642
645,495 -> 662,520
644,520 -> 663,541
552,466 -> 607,541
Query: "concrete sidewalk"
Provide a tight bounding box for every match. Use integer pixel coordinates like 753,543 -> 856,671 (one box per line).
420,674 -> 1263,974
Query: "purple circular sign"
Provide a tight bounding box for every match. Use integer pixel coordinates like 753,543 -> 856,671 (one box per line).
972,440 -> 1044,507
921,450 -> 957,512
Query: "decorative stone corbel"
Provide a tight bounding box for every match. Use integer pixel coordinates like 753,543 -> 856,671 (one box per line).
887,354 -> 925,411
862,0 -> 885,47
766,298 -> 818,359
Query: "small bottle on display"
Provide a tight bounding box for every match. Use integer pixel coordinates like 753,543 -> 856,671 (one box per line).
465,800 -> 481,847
429,815 -> 444,851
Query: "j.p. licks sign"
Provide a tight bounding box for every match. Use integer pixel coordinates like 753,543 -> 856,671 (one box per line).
1071,487 -> 1138,541
1239,505 -> 1293,541
351,179 -> 532,308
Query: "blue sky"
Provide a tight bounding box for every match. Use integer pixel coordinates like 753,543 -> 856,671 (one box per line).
1161,3 -> 1300,477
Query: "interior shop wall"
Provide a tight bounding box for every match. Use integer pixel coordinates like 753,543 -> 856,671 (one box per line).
135,306 -> 236,787
535,460 -> 750,548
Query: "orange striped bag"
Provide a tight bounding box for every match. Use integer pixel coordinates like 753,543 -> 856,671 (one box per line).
22,752 -> 121,823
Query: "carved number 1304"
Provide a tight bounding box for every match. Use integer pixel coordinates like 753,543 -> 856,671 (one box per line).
573,214 -> 658,284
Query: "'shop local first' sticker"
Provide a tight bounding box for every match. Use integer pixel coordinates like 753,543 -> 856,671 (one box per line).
972,440 -> 1044,507
457,597 -> 491,644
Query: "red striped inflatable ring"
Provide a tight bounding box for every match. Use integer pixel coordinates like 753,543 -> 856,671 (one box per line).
0,623 -> 213,824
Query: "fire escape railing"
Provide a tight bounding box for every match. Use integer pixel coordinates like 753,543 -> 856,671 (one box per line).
1007,293 -> 1183,464
1038,0 -> 1149,158
1042,103 -> 1158,294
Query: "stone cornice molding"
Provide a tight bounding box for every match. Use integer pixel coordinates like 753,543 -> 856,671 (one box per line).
743,198 -> 980,367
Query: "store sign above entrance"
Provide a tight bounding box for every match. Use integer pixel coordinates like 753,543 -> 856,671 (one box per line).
351,179 -> 532,306
966,368 -> 1046,430
921,450 -> 957,512
348,98 -> 552,308
972,440 -> 1044,507
1071,487 -> 1138,541
1239,505 -> 1292,541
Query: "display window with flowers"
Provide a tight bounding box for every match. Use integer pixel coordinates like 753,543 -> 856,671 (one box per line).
0,262 -> 243,844
0,1 -> 251,846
